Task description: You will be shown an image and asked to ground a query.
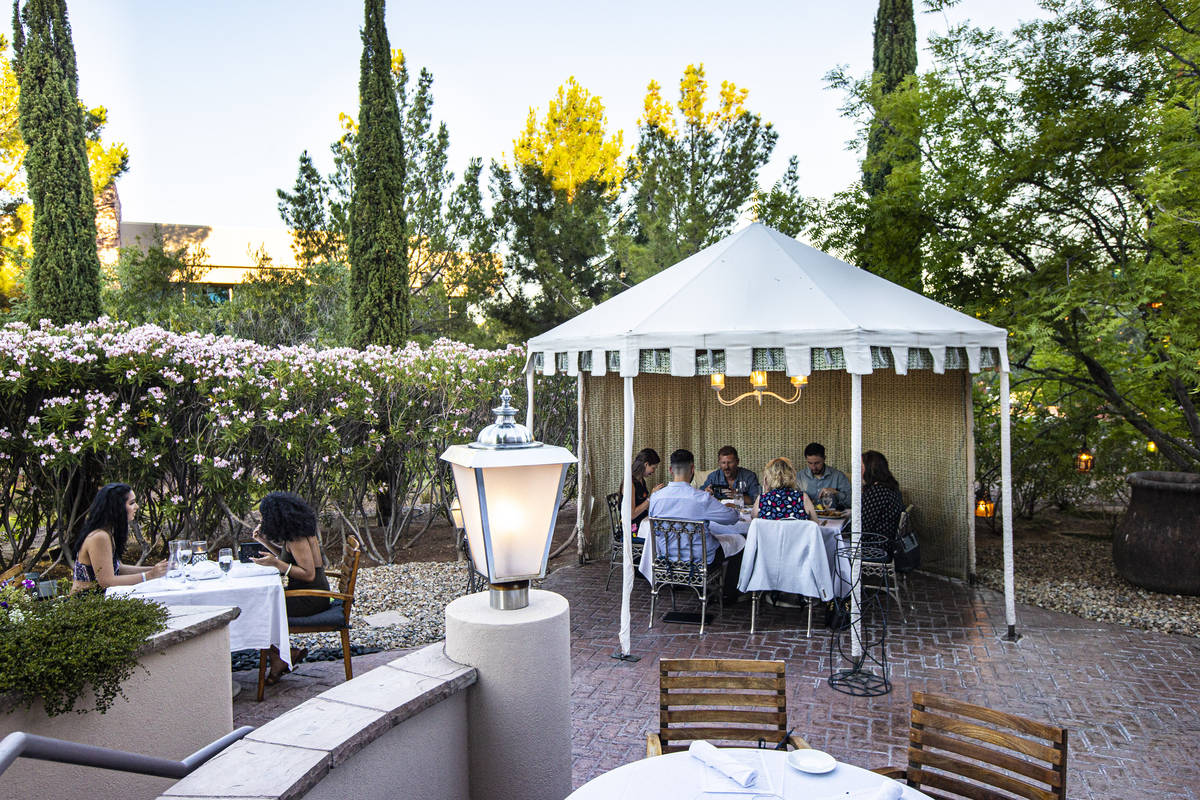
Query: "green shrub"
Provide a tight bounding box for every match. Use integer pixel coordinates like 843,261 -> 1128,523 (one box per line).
0,594 -> 169,716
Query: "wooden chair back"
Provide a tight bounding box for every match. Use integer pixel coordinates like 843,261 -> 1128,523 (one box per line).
654,658 -> 792,753
905,691 -> 1068,800
328,535 -> 362,624
0,563 -> 25,584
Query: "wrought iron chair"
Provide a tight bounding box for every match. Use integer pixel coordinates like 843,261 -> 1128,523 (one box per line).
257,535 -> 362,701
605,492 -> 645,591
860,509 -> 910,622
873,691 -> 1069,800
646,516 -> 723,635
646,658 -> 811,756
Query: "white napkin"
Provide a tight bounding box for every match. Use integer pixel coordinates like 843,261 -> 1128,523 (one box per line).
871,779 -> 904,800
688,740 -> 758,788
189,560 -> 223,579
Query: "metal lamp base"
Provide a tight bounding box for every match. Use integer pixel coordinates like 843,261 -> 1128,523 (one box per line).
489,581 -> 530,610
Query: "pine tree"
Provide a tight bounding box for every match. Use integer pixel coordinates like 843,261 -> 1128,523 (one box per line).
347,0 -> 407,347
858,0 -> 923,292
12,0 -> 103,324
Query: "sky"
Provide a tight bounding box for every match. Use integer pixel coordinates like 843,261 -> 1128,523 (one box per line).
62,0 -> 1048,231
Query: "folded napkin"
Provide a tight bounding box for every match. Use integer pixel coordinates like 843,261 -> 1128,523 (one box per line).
189,560 -> 223,579
871,780 -> 904,800
688,740 -> 758,788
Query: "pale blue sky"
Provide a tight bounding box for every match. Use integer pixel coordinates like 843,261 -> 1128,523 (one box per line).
62,1 -> 1047,230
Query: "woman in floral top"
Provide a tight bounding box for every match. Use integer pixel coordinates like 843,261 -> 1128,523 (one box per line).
754,457 -> 818,521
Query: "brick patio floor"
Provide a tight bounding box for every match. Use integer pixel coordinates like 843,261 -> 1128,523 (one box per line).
234,560 -> 1200,799
544,560 -> 1200,799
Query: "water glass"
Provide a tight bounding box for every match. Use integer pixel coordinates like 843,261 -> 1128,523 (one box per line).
218,548 -> 233,578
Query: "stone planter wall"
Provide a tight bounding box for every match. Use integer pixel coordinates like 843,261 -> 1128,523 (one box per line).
0,605 -> 238,800
1114,471 -> 1200,595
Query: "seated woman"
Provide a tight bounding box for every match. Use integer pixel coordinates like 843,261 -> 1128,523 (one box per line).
71,483 -> 166,593
861,450 -> 905,554
252,491 -> 331,685
754,457 -> 818,521
623,448 -> 664,531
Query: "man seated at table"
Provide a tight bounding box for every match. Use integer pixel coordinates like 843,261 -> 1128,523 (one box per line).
650,448 -> 743,601
700,445 -> 761,505
799,442 -> 851,510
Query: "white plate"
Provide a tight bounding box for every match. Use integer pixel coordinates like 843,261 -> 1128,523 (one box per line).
787,748 -> 837,774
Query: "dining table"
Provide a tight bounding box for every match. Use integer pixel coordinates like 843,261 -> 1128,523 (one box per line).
565,748 -> 931,799
107,560 -> 292,667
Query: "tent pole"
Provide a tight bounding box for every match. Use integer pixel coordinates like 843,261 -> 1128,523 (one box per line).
526,367 -> 535,430
999,369 -> 1018,640
966,372 -> 977,583
618,376 -> 635,657
850,372 -> 863,659
575,373 -> 588,565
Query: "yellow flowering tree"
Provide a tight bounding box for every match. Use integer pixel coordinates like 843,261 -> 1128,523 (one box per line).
486,77 -> 625,340
616,64 -> 777,282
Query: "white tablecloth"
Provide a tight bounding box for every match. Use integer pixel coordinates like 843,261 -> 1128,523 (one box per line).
638,517 -> 751,584
737,519 -> 837,601
108,561 -> 291,666
566,749 -> 931,799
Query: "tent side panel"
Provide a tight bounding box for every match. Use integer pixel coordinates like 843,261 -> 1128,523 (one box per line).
582,374 -> 626,560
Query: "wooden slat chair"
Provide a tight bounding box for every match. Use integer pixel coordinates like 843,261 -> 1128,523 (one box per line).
874,691 -> 1069,800
257,535 -> 362,701
605,492 -> 645,591
646,658 -> 811,757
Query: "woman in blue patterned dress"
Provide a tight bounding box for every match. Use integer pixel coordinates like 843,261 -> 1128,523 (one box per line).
753,458 -> 818,521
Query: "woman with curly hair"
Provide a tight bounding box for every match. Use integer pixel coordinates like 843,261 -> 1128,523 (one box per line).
70,483 -> 166,593
251,491 -> 331,684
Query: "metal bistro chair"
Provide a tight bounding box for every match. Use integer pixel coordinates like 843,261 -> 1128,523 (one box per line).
860,509 -> 910,623
646,658 -> 811,756
647,516 -> 723,635
874,691 -> 1069,800
605,492 -> 645,591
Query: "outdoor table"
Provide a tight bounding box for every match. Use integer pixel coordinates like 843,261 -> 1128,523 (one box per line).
107,561 -> 292,666
565,748 -> 931,799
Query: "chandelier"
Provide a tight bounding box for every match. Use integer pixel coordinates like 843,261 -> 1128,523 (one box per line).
709,371 -> 807,406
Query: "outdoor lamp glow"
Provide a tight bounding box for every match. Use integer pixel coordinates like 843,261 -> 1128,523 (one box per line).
750,370 -> 769,388
449,497 -> 464,530
440,388 -> 576,610
710,373 -> 726,391
790,375 -> 809,388
1147,440 -> 1158,454
1074,449 -> 1095,473
975,497 -> 995,518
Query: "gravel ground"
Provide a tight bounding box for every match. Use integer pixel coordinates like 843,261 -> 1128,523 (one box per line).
289,560 -> 474,653
976,531 -> 1200,638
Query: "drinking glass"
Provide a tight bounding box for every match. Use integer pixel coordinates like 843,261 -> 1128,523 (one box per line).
167,540 -> 186,581
179,545 -> 193,579
218,548 -> 233,578
191,540 -> 208,563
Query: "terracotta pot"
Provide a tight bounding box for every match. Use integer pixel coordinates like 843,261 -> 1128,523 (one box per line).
1113,471 -> 1200,595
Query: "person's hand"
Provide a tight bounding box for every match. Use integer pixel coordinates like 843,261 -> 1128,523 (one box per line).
251,525 -> 269,547
252,554 -> 278,571
819,487 -> 835,500
148,561 -> 168,579
651,483 -> 666,494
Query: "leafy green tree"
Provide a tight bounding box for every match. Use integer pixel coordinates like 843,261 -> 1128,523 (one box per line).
752,156 -> 812,237
485,77 -> 623,340
277,151 -> 340,266
817,0 -> 1200,470
222,249 -> 348,347
616,64 -> 777,281
12,0 -> 104,324
856,0 -> 922,290
347,0 -> 408,347
102,229 -> 215,331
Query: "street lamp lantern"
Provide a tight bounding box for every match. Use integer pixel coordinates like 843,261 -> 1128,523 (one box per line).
440,388 -> 576,610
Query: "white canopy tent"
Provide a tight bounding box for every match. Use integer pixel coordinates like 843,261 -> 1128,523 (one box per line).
525,223 -> 1017,656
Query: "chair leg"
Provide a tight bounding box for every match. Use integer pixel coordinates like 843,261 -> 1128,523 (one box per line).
605,559 -> 616,591
699,591 -> 707,636
256,648 -> 269,702
340,629 -> 353,681
750,592 -> 758,635
806,599 -> 813,638
649,585 -> 657,629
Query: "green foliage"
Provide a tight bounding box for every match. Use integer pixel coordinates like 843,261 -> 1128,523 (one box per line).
277,151 -> 340,266
0,593 -> 169,716
817,0 -> 1200,471
752,156 -> 813,237
102,229 -> 216,332
12,0 -> 103,324
223,250 -> 349,348
347,0 -> 408,347
616,65 -> 778,282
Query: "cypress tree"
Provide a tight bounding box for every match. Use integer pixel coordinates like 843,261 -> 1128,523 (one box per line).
347,0 -> 408,347
859,0 -> 923,292
12,0 -> 103,324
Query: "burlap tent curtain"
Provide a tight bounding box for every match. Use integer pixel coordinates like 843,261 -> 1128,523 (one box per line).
524,224 -> 1017,657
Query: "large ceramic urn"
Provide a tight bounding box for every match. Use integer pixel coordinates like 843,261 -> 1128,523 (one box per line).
1113,471 -> 1200,595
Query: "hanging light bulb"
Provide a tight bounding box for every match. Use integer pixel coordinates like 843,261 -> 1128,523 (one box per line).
1074,449 -> 1095,472
1147,440 -> 1158,453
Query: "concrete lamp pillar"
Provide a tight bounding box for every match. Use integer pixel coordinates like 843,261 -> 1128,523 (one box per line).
445,590 -> 572,800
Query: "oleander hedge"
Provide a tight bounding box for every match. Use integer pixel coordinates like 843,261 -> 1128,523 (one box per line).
0,318 -> 575,568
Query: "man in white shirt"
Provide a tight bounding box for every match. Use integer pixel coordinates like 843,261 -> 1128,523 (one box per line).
648,448 -> 743,601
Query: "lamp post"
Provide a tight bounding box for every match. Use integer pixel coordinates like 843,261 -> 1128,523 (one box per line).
440,388 -> 577,610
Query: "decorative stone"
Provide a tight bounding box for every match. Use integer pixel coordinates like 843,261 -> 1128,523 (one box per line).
362,609 -> 410,628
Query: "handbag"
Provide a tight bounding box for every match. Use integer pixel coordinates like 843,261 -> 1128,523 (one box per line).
894,522 -> 921,573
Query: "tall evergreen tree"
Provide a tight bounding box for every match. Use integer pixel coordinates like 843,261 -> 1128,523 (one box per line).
858,0 -> 923,291
347,0 -> 407,347
12,0 -> 102,323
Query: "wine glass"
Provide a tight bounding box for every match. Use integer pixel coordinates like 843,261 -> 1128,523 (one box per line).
179,545 -> 193,579
218,548 -> 233,578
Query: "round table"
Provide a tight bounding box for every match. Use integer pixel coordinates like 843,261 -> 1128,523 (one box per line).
566,749 -> 930,799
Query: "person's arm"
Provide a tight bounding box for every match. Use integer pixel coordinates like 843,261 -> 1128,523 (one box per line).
252,525 -> 281,558
802,493 -> 818,521
705,493 -> 740,524
835,470 -> 852,508
632,496 -> 651,519
743,471 -> 760,504
254,537 -> 318,582
699,471 -> 716,493
82,532 -> 161,587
